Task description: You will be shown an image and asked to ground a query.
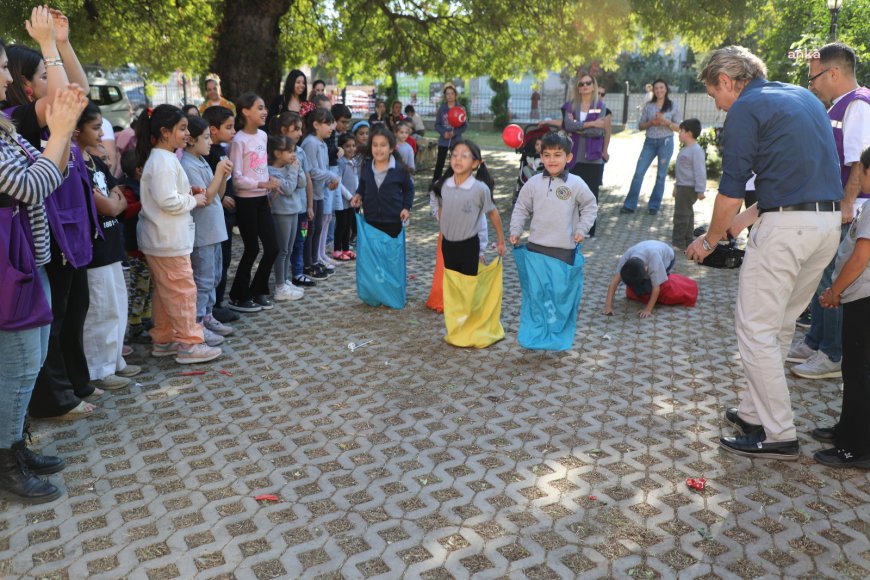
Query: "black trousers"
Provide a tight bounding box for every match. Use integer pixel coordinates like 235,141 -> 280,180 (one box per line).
571,162 -> 603,237
432,145 -> 449,183
303,199 -> 324,268
30,249 -> 93,418
368,221 -> 402,238
230,196 -> 279,300
441,235 -> 480,276
215,213 -> 233,306
835,296 -> 870,455
334,208 -> 353,253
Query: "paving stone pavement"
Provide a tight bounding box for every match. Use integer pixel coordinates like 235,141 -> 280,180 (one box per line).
2,134 -> 868,579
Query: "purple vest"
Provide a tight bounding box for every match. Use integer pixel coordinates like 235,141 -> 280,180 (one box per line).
3,106 -> 101,267
828,87 -> 870,198
561,100 -> 605,167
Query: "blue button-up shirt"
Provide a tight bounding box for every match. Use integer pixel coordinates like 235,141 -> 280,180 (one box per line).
718,78 -> 842,208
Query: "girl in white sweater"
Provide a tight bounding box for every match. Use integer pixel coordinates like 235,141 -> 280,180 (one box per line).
136,105 -> 221,364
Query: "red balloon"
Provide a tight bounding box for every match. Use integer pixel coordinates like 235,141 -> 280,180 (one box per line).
447,106 -> 466,128
502,124 -> 524,149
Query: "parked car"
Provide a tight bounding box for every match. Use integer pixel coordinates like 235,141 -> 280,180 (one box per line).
88,78 -> 132,131
125,85 -> 149,119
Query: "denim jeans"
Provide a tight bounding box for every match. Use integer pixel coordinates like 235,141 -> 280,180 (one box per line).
191,243 -> 222,320
805,224 -> 849,362
0,266 -> 51,447
623,136 -> 674,212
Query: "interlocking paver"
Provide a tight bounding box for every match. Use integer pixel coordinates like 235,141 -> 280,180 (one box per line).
1,133 -> 868,578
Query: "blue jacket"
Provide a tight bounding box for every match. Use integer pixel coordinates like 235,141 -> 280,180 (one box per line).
356,157 -> 415,224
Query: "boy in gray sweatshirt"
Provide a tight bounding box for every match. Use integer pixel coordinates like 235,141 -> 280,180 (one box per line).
509,132 -> 598,264
672,118 -> 707,249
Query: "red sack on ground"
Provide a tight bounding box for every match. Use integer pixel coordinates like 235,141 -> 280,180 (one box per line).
626,273 -> 698,307
426,234 -> 444,313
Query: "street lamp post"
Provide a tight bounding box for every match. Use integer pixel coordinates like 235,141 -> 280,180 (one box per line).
827,0 -> 844,40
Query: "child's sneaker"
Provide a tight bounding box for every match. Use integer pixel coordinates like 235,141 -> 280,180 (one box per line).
274,284 -> 294,302
203,327 -> 225,346
285,280 -> 304,294
306,266 -> 328,280
228,298 -> 262,313
204,315 -> 234,336
253,294 -> 274,310
152,342 -> 180,358
176,343 -> 222,364
318,262 -> 335,275
284,282 -> 305,300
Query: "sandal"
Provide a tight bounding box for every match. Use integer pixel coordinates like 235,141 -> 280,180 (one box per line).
84,388 -> 105,401
52,401 -> 97,420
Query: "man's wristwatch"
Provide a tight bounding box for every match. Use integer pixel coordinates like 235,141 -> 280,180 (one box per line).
702,237 -> 714,252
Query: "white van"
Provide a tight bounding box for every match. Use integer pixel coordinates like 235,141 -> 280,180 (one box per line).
89,78 -> 132,131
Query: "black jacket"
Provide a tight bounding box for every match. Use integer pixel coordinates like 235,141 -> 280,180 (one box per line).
356,157 -> 415,224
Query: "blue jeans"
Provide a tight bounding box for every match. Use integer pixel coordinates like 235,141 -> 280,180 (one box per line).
291,214 -> 306,278
0,266 -> 51,447
623,136 -> 674,212
804,224 -> 849,362
191,243 -> 222,320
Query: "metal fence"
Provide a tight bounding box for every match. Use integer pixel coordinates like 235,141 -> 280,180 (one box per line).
141,72 -> 726,130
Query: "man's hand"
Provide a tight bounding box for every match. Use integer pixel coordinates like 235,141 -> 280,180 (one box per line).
686,235 -> 714,263
841,198 -> 854,224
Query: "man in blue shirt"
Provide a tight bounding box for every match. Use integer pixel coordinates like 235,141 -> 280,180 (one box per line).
686,46 -> 843,461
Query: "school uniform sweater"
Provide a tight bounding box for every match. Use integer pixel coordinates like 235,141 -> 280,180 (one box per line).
356,157 -> 415,224
509,171 -> 598,250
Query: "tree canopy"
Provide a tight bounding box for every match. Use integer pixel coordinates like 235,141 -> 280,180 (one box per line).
1,0 -> 867,99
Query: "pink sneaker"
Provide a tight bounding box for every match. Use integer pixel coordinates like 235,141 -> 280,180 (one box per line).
175,343 -> 222,364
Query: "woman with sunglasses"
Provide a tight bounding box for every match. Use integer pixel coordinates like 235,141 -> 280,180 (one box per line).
621,78 -> 682,215
543,73 -> 608,236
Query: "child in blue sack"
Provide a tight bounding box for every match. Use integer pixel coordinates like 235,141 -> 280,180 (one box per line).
509,132 -> 597,263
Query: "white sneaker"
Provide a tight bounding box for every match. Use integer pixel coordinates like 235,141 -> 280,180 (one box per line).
791,350 -> 842,379
285,280 -> 303,295
203,327 -> 225,346
204,315 -> 234,336
283,282 -> 304,301
176,343 -> 222,364
274,284 -> 294,302
786,341 -> 816,364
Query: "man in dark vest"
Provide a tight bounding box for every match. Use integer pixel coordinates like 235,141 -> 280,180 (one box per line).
787,43 -> 870,382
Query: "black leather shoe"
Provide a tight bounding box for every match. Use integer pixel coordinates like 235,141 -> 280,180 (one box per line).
0,448 -> 62,503
724,407 -> 765,436
720,431 -> 800,461
814,447 -> 870,469
12,440 -> 65,475
811,426 -> 836,444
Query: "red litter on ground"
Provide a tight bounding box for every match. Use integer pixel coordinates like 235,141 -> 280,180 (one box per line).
686,477 -> 707,491
219,370 -> 233,376
254,494 -> 280,502
588,495 -> 597,501
178,370 -> 206,376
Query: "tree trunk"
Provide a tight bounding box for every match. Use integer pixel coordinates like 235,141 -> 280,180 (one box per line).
210,0 -> 293,103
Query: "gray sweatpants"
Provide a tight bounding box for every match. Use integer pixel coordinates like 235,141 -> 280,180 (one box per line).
273,212 -> 300,286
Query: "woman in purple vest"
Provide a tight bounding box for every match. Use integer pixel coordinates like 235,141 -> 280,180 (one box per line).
544,73 -> 609,236
0,37 -> 89,502
2,8 -> 102,419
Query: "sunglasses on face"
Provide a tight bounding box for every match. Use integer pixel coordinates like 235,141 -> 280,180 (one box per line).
577,81 -> 593,87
